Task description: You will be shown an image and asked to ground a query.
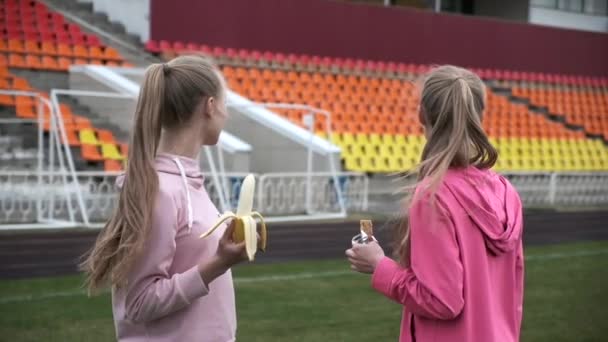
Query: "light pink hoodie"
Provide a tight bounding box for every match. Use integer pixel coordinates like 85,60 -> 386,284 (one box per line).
372,167 -> 524,342
112,153 -> 236,341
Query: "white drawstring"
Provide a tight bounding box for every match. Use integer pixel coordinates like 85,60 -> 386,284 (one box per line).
172,157 -> 193,231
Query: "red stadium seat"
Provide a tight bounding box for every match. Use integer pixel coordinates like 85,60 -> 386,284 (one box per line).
145,40 -> 160,53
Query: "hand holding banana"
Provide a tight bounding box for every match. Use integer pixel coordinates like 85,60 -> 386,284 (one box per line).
200,174 -> 267,261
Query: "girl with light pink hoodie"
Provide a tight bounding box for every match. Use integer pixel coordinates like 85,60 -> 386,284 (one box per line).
347,65 -> 524,342
82,55 -> 248,341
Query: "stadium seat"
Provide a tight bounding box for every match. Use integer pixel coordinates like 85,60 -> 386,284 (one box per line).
56,43 -> 73,57
41,41 -> 57,55
41,56 -> 60,71
103,47 -> 121,61
57,57 -> 71,71
81,144 -> 103,161
101,143 -> 124,160
63,129 -> 80,146
16,104 -> 35,118
183,46 -> 608,172
72,115 -> 92,130
73,45 -> 89,58
25,55 -> 42,69
8,53 -> 26,68
8,39 -> 24,53
89,46 -> 103,59
12,77 -> 31,90
24,40 -> 41,54
79,128 -> 99,145
104,159 -> 123,172
97,129 -> 115,143
144,40 -> 161,53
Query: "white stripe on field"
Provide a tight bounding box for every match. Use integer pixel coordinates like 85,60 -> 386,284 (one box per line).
0,248 -> 606,304
234,270 -> 353,284
525,249 -> 608,260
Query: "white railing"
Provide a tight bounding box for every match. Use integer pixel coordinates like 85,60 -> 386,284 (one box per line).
0,170 -> 368,226
1,170 -> 607,228
504,172 -> 608,207
257,172 -> 368,216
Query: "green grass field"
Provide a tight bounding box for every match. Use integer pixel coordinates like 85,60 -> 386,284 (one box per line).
1,241 -> 607,342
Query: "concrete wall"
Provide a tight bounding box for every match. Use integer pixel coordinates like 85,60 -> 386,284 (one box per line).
68,70 -> 135,130
530,6 -> 608,33
78,0 -> 150,41
224,107 -> 339,173
475,0 -> 530,22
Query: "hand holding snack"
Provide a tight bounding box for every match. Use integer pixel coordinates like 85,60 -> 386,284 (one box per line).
352,219 -> 376,245
346,219 -> 384,273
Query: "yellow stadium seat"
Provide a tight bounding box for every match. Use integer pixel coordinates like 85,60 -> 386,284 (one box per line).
342,133 -> 356,145
394,135 -> 407,147
79,129 -> 99,145
369,134 -> 382,145
101,144 -> 125,160
382,134 -> 396,145
344,157 -> 357,171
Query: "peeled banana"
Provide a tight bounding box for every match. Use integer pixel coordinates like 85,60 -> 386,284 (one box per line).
199,174 -> 267,261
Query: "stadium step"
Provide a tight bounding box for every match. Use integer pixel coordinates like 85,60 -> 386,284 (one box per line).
43,0 -> 158,65
493,85 -> 608,145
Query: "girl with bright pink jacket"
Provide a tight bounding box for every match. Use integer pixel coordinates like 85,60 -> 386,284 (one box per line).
347,65 -> 524,342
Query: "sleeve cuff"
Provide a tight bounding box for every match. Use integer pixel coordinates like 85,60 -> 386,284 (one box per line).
177,266 -> 209,303
371,256 -> 401,296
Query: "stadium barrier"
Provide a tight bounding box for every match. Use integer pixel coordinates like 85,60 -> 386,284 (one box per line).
0,170 -> 369,227
505,172 -> 608,207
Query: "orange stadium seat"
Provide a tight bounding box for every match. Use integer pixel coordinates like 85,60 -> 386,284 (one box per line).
81,144 -> 103,161
97,129 -> 115,143
41,56 -> 60,71
8,54 -> 26,68
41,42 -> 58,55
25,55 -> 42,69
63,130 -> 80,146
16,104 -> 35,118
12,78 -> 31,91
8,40 -> 24,53
89,46 -> 104,59
56,43 -> 73,57
24,41 -> 42,54
103,47 -> 122,61
73,58 -> 88,65
70,115 -> 91,130
57,57 -> 72,71
104,159 -> 123,172
73,45 -> 89,58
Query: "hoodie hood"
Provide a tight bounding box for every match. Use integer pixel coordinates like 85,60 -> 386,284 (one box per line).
116,153 -> 204,189
154,153 -> 205,188
116,153 -> 204,231
443,167 -> 523,255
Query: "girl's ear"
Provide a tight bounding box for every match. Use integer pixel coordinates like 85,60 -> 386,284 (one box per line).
205,97 -> 215,117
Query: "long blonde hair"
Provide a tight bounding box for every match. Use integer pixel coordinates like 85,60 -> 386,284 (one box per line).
395,65 -> 498,265
81,55 -> 223,293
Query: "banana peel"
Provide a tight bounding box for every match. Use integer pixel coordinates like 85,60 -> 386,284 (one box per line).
200,174 -> 267,261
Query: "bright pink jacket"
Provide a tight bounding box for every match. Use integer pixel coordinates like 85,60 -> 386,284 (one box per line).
372,167 -> 524,342
112,154 -> 236,341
